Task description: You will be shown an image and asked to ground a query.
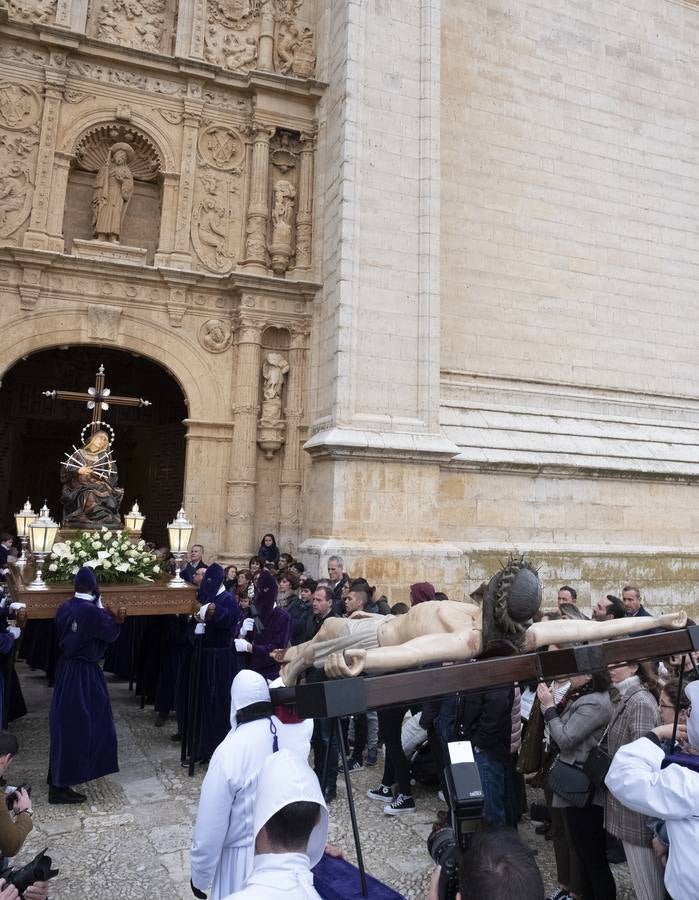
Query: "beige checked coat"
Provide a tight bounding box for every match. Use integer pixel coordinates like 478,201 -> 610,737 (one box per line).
605,682 -> 660,845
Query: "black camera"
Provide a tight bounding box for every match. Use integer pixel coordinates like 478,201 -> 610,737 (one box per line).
427,741 -> 484,900
0,848 -> 59,893
5,783 -> 31,811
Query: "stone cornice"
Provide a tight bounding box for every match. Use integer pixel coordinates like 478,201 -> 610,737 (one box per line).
1,21 -> 327,103
303,427 -> 460,464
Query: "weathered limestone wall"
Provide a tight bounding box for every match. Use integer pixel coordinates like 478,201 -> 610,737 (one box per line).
439,0 -> 699,607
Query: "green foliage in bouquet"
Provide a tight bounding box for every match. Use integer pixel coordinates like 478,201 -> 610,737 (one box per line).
45,527 -> 163,583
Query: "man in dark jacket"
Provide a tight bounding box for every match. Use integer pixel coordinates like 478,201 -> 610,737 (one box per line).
328,556 -> 350,616
304,584 -> 340,802
457,684 -> 515,827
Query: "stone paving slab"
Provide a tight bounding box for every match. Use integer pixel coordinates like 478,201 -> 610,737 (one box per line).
10,663 -> 637,899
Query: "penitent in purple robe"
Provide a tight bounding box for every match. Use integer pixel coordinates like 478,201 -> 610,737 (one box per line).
49,596 -> 121,787
246,570 -> 291,681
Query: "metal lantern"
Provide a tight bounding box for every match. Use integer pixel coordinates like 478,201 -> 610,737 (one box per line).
124,501 -> 145,534
167,507 -> 193,588
27,503 -> 59,591
13,499 -> 36,569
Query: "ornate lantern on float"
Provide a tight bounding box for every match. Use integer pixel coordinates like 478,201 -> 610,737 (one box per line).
27,503 -> 59,591
167,507 -> 193,588
124,501 -> 145,535
14,499 -> 37,569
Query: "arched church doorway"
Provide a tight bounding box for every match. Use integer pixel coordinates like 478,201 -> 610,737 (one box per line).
0,346 -> 187,546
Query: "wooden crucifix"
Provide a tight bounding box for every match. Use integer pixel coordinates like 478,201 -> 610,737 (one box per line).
43,364 -> 151,435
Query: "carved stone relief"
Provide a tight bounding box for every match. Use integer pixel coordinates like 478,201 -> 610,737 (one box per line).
86,0 -> 173,55
269,178 -> 295,275
199,317 -> 233,352
4,0 -> 57,25
191,125 -> 245,273
87,303 -> 123,341
0,86 -> 40,245
203,0 -> 315,79
0,84 -> 42,131
257,351 -> 288,457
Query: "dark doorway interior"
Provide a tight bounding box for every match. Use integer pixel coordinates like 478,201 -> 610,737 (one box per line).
0,346 -> 188,546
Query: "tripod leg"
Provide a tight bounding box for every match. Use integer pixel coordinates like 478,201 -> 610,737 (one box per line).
335,718 -> 368,897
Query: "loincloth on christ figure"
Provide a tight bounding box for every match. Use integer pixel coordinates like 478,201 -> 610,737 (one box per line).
311,615 -> 391,669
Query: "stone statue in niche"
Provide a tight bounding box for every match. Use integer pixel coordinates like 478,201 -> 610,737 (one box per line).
92,143 -> 135,243
269,179 -> 295,275
258,351 -> 289,457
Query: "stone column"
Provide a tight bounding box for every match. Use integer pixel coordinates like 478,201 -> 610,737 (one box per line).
23,68 -> 65,252
293,131 -> 315,273
226,315 -> 263,556
257,5 -> 275,71
46,151 -> 73,250
241,123 -> 274,274
171,99 -> 203,268
279,325 -> 308,551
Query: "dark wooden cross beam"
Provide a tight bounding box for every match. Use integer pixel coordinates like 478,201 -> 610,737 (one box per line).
270,626 -> 699,719
42,364 -> 151,435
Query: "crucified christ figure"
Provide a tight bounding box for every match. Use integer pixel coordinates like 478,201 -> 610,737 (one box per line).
273,558 -> 687,685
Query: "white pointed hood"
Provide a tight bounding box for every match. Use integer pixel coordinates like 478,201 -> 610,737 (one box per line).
253,749 -> 328,868
229,670 -> 272,731
685,680 -> 699,749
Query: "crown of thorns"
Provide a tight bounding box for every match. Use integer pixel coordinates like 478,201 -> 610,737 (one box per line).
489,554 -> 541,637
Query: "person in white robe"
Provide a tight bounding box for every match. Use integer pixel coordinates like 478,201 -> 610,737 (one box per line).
224,749 -> 328,900
605,679 -> 699,900
190,670 -> 313,899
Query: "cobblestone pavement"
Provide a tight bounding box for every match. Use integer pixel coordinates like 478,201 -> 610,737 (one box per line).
10,663 -> 636,899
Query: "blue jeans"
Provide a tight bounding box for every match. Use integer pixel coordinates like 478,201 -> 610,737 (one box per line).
474,749 -> 506,827
312,717 -> 338,795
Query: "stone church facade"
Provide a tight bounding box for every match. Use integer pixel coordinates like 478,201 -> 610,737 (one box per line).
1,0 -> 698,609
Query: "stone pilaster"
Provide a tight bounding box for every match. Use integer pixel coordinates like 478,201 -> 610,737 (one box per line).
171,99 -> 204,269
55,0 -> 88,31
293,131 -> 315,273
175,0 -> 207,60
46,151 -> 73,251
279,325 -> 308,551
154,172 -> 180,266
241,123 -> 274,274
226,315 -> 263,556
23,67 -> 66,252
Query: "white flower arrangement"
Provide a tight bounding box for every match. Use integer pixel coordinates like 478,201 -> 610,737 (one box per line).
45,527 -> 162,584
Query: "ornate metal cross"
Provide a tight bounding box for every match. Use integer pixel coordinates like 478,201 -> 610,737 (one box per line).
42,364 -> 152,435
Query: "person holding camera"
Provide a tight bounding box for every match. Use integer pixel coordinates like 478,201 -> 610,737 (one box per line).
0,733 -> 50,900
427,828 -> 544,900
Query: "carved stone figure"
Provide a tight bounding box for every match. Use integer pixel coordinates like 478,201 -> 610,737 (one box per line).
60,430 -> 124,528
273,557 -> 689,685
0,163 -> 32,238
269,178 -> 295,274
92,143 -> 135,242
262,351 -> 289,404
4,0 -> 56,24
135,17 -> 163,50
275,20 -> 315,77
199,318 -> 233,353
224,35 -> 258,71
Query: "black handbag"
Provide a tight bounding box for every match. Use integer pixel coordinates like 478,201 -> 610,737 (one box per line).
546,758 -> 595,808
583,745 -> 612,788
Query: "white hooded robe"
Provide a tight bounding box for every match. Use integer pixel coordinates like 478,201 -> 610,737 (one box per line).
190,671 -> 313,899
225,749 -> 328,900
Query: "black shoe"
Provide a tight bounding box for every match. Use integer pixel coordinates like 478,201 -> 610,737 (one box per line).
535,822 -> 551,836
155,713 -> 168,727
324,787 -> 337,803
49,786 -> 86,805
170,732 -> 182,742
